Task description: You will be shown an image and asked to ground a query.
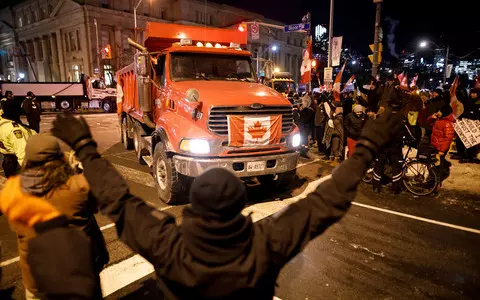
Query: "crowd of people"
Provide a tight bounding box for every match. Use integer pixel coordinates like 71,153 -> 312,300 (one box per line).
292,74 -> 480,193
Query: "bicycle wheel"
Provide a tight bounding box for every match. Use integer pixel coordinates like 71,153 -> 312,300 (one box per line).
402,160 -> 439,196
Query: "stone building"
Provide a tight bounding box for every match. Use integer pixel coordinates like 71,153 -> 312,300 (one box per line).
0,0 -> 305,85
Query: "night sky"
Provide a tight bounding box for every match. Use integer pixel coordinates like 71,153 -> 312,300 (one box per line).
1,0 -> 478,59
214,0 -> 479,59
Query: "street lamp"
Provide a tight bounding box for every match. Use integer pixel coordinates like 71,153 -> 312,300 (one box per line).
255,45 -> 279,77
134,0 -> 152,41
271,45 -> 278,52
418,39 -> 449,85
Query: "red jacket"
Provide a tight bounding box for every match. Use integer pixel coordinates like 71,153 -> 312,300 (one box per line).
430,114 -> 456,153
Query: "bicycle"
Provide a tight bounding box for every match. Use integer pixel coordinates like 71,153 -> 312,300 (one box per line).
362,126 -> 440,196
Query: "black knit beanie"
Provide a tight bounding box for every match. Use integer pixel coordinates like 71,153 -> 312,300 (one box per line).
189,168 -> 246,219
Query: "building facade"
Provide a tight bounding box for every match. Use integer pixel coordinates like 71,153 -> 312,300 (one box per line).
0,0 -> 305,85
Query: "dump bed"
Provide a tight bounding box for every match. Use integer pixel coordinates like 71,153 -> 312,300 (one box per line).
143,22 -> 247,52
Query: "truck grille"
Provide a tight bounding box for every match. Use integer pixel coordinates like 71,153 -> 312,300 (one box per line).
208,105 -> 294,136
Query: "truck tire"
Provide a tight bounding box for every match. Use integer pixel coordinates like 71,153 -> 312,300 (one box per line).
102,101 -> 113,113
258,170 -> 296,190
133,127 -> 146,165
152,142 -> 190,204
122,118 -> 134,150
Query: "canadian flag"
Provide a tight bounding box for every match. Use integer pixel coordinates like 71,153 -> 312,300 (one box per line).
228,115 -> 282,147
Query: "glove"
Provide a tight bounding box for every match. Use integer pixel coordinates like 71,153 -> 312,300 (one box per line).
357,108 -> 404,156
0,177 -> 61,228
51,113 -> 96,152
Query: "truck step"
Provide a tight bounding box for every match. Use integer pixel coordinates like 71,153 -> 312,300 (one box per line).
142,155 -> 153,167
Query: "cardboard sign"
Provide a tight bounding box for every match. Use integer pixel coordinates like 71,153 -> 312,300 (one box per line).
454,118 -> 480,149
228,115 -> 282,147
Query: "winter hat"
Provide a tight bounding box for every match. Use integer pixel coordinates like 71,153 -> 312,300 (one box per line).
1,99 -> 22,122
25,134 -> 63,164
440,104 -> 453,117
190,168 -> 246,219
353,105 -> 365,113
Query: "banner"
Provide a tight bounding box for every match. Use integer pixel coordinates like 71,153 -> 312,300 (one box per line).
454,119 -> 480,149
300,36 -> 312,84
446,64 -> 453,78
331,36 -> 343,67
228,115 -> 282,147
342,75 -> 355,93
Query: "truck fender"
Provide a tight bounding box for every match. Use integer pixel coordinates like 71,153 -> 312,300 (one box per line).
151,128 -> 173,156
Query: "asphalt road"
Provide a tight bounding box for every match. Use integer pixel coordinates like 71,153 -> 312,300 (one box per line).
1,113 -> 479,299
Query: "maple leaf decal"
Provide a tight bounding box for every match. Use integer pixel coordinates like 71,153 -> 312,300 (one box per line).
248,121 -> 268,140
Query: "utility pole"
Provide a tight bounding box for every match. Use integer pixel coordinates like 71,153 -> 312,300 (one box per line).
372,0 -> 382,77
94,19 -> 100,75
443,45 -> 449,85
327,0 -> 334,69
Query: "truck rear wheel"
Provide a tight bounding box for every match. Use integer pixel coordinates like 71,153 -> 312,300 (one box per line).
122,118 -> 134,150
152,142 -> 190,205
102,101 -> 113,113
257,170 -> 296,190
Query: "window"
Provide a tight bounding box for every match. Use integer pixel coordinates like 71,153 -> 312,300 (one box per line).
286,37 -> 290,45
122,30 -> 133,50
36,39 -> 43,60
17,15 -> 23,27
196,11 -> 205,23
101,29 -> 110,49
160,9 -> 166,19
69,31 -> 77,51
155,54 -> 166,86
171,53 -> 255,82
101,0 -> 109,8
41,6 -> 48,19
33,7 -> 39,22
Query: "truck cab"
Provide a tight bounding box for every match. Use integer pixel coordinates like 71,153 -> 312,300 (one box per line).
265,72 -> 296,96
118,23 -> 300,204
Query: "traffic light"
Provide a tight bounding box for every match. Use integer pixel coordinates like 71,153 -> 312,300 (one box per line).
102,44 -> 112,59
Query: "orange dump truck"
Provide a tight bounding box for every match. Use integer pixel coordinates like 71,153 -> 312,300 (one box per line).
117,22 -> 300,204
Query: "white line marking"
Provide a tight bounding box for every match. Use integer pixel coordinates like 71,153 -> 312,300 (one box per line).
297,159 -> 321,168
351,201 -> 480,235
111,163 -> 155,188
100,254 -> 154,297
0,256 -> 20,268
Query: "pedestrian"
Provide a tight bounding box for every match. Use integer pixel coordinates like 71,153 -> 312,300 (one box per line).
8,134 -> 109,299
429,105 -> 455,186
422,88 -> 445,142
323,102 -> 344,164
0,90 -> 13,116
344,105 -> 366,158
0,99 -> 36,177
22,91 -> 42,133
298,94 -> 314,156
455,88 -> 479,163
46,110 -> 400,300
314,95 -> 327,155
372,103 -> 405,194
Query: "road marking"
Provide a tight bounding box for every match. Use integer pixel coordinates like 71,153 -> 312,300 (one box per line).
351,202 -> 480,235
100,254 -> 154,297
297,159 -> 321,168
111,163 -> 155,188
0,256 -> 20,268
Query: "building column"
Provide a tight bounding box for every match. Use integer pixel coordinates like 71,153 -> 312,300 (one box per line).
56,29 -> 66,81
49,33 -> 59,81
114,26 -> 121,71
41,36 -> 52,82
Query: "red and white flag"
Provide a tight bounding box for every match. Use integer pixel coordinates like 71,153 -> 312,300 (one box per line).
400,73 -> 408,89
228,115 -> 282,147
341,75 -> 355,93
410,74 -> 418,88
300,37 -> 312,84
333,61 -> 347,102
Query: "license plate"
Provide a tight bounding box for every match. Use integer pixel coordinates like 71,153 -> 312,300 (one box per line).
247,161 -> 265,172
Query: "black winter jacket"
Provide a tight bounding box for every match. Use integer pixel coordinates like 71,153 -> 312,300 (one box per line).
344,112 -> 366,140
33,143 -> 373,299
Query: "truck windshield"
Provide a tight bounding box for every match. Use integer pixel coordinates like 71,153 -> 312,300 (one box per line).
274,81 -> 295,93
171,53 -> 255,82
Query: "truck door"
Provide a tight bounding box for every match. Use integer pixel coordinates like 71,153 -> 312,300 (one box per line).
153,54 -> 168,121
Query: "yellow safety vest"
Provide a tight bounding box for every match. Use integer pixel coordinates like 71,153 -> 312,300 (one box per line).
0,118 -> 36,165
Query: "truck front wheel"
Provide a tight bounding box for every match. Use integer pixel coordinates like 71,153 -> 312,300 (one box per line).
102,101 -> 113,113
257,170 -> 296,190
152,142 -> 190,205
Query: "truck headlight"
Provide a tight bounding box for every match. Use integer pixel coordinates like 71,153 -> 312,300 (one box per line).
291,133 -> 301,148
179,139 -> 210,154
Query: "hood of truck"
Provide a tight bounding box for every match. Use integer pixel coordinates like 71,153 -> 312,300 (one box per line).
171,81 -> 291,106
